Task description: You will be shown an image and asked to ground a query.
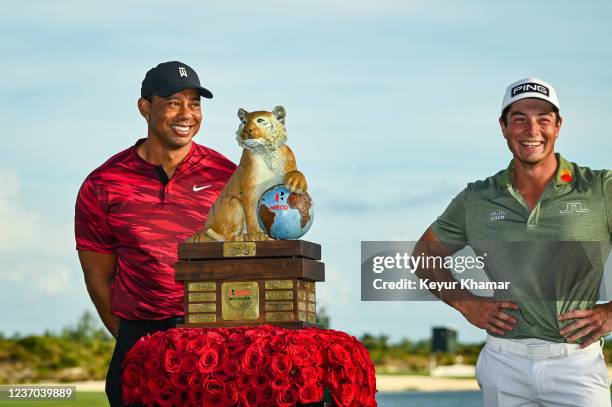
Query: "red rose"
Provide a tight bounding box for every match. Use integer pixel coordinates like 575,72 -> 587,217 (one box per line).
309,348 -> 324,366
227,334 -> 249,354
323,369 -> 342,389
215,358 -> 239,381
225,383 -> 239,405
241,346 -> 264,374
146,375 -> 169,395
270,333 -> 288,349
287,344 -> 310,367
240,388 -> 259,407
204,392 -> 225,407
204,330 -> 226,343
300,366 -> 324,384
328,343 -> 351,367
187,372 -> 203,386
186,335 -> 210,353
122,386 -> 141,406
271,375 -> 291,391
204,377 -> 224,396
250,373 -> 270,389
298,383 -> 324,404
189,388 -> 204,406
270,354 -> 292,377
122,365 -> 139,388
366,365 -> 376,388
244,327 -> 267,339
164,328 -> 186,351
180,353 -> 198,373
291,331 -> 318,348
334,383 -> 357,407
351,345 -> 365,366
143,357 -> 160,373
163,348 -> 182,373
197,347 -> 219,374
257,386 -> 275,404
169,372 -> 190,389
341,363 -> 358,381
276,385 -> 299,407
156,382 -> 176,407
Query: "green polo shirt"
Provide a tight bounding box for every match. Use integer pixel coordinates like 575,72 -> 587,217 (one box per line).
431,153 -> 612,342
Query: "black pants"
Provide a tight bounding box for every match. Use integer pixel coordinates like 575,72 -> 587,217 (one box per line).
105,317 -> 183,407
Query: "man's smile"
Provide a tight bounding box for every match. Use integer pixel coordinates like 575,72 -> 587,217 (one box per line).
519,140 -> 544,147
171,124 -> 193,135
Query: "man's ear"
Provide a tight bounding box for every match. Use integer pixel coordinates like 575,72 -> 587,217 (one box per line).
138,98 -> 151,121
554,115 -> 563,140
499,117 -> 507,139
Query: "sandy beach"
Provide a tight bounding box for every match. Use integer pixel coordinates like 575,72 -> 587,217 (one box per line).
375,375 -> 479,392
376,367 -> 612,392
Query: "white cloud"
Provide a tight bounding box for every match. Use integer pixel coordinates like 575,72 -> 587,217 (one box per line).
0,167 -> 76,296
0,168 -> 73,255
0,264 -> 71,295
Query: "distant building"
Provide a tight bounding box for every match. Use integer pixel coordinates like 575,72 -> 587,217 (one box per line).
431,326 -> 457,353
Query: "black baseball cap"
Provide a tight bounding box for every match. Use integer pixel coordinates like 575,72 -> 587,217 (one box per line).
141,61 -> 213,99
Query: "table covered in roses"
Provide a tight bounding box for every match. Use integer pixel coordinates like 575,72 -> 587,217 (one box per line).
122,325 -> 377,406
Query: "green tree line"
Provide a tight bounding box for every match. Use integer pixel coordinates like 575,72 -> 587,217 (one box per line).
0,311 -> 114,383
2,312 -> 612,382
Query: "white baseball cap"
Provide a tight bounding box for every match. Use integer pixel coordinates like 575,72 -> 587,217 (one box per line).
501,77 -> 559,113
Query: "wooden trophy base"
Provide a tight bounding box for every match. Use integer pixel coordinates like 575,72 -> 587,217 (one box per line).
175,240 -> 325,329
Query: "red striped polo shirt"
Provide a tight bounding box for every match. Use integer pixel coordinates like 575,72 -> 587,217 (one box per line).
75,139 -> 236,320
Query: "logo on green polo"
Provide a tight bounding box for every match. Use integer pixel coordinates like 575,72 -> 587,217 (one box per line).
560,202 -> 589,214
489,209 -> 505,221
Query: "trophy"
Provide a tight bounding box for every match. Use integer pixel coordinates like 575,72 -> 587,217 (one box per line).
176,106 -> 323,328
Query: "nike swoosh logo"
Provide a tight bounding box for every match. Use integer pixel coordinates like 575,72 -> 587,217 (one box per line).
193,185 -> 212,192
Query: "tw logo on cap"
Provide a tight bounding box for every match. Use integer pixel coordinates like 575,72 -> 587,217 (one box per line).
511,83 -> 549,98
178,67 -> 188,78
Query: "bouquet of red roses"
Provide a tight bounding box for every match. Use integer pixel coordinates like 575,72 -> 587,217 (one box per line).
122,325 -> 377,406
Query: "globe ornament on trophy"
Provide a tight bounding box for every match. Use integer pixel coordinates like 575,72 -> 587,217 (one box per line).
257,184 -> 314,240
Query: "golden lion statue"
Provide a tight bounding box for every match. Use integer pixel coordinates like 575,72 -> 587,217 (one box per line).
186,106 -> 308,242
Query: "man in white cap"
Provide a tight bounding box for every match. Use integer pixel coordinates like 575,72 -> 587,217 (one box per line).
414,78 -> 612,406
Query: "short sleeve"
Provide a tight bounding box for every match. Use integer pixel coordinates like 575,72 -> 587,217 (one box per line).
75,178 -> 116,253
430,187 -> 468,243
604,170 -> 612,238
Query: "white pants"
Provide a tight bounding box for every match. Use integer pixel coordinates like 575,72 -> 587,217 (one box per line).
476,336 -> 611,407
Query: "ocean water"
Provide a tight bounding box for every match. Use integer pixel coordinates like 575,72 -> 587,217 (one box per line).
376,390 -> 482,407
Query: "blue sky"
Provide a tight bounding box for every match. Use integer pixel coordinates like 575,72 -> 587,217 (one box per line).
1,0 -> 611,342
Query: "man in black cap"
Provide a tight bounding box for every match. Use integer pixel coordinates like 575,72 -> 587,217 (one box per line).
75,61 -> 236,406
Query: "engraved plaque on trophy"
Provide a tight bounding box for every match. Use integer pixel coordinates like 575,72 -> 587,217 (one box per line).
175,240 -> 324,328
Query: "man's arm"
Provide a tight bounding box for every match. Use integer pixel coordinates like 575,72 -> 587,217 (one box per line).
414,227 -> 518,336
558,172 -> 612,347
78,251 -> 119,337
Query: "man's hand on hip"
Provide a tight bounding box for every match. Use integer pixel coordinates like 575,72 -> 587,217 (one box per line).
559,302 -> 612,348
451,299 -> 519,336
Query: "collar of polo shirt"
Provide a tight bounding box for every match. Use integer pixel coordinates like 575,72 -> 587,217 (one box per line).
495,153 -> 575,190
